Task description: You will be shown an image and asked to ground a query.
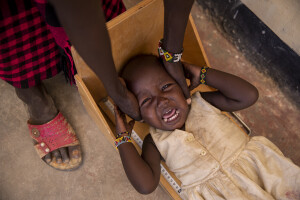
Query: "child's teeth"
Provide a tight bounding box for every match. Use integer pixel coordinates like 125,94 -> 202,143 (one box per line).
163,109 -> 179,123
166,113 -> 179,122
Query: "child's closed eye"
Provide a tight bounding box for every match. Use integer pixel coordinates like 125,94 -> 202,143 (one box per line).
161,83 -> 173,91
141,97 -> 151,106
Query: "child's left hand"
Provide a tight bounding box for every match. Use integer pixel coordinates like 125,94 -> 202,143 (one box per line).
183,62 -> 202,90
114,104 -> 135,137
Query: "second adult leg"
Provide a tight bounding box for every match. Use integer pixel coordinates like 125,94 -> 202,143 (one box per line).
15,83 -> 80,164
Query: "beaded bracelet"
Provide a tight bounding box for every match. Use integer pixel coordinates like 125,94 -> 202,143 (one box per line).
114,136 -> 132,150
116,131 -> 130,139
200,66 -> 209,85
158,39 -> 183,63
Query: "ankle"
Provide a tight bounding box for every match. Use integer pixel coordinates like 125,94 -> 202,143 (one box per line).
28,103 -> 58,125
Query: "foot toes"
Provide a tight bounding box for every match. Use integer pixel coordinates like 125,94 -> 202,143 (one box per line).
44,153 -> 51,163
52,149 -> 62,164
59,147 -> 70,163
68,145 -> 81,160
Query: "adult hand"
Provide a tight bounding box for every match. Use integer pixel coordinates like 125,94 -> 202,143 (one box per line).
162,60 -> 191,100
182,62 -> 202,91
114,104 -> 135,137
162,0 -> 194,103
49,0 -> 141,120
109,78 -> 141,121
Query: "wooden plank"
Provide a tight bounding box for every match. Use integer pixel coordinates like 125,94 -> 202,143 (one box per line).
74,75 -> 115,144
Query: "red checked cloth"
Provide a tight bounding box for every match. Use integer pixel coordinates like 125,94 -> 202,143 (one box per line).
0,0 -> 61,88
0,0 -> 126,88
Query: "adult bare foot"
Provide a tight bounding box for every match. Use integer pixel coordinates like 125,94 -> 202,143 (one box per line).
15,84 -> 82,170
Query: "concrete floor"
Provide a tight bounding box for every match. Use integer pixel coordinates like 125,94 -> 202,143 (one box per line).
1,1 -> 299,200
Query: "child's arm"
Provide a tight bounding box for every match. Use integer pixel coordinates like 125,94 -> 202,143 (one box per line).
114,106 -> 161,194
184,63 -> 259,111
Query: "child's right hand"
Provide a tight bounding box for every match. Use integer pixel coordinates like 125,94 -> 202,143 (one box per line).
114,104 -> 135,138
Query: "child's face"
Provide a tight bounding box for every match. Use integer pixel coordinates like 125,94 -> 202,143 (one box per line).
124,56 -> 189,131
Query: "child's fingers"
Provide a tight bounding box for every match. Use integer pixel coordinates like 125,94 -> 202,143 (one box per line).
114,104 -> 133,135
113,104 -> 122,119
128,120 -> 135,132
114,105 -> 126,126
114,104 -> 126,118
188,83 -> 197,91
120,111 -> 127,122
114,115 -> 127,135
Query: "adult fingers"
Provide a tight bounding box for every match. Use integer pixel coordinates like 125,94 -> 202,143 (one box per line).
163,61 -> 190,100
111,82 -> 141,121
176,72 -> 191,100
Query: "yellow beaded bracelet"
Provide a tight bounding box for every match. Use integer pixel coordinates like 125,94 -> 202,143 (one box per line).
114,136 -> 132,150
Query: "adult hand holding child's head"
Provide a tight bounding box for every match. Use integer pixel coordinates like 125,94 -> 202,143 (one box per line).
109,78 -> 141,121
162,60 -> 191,104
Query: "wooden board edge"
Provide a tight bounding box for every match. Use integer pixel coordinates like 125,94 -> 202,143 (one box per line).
188,15 -> 211,67
74,75 -> 115,144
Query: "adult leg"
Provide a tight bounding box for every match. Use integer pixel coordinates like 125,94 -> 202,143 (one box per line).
15,83 -> 80,165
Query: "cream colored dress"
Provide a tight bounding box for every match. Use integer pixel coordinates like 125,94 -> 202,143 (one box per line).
150,92 -> 300,200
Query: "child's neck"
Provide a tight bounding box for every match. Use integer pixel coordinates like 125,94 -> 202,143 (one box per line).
180,124 -> 186,131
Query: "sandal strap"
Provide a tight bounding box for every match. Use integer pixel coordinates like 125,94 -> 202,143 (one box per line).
28,112 -> 79,158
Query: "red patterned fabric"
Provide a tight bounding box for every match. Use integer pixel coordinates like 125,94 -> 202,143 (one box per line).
0,0 -> 61,88
0,0 -> 126,88
102,0 -> 126,21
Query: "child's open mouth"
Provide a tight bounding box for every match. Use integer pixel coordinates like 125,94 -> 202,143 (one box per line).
162,108 -> 179,123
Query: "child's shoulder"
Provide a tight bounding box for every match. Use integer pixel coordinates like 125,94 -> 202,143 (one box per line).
191,91 -> 221,114
143,133 -> 163,160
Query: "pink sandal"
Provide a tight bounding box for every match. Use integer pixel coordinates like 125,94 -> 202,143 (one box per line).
28,112 -> 82,170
